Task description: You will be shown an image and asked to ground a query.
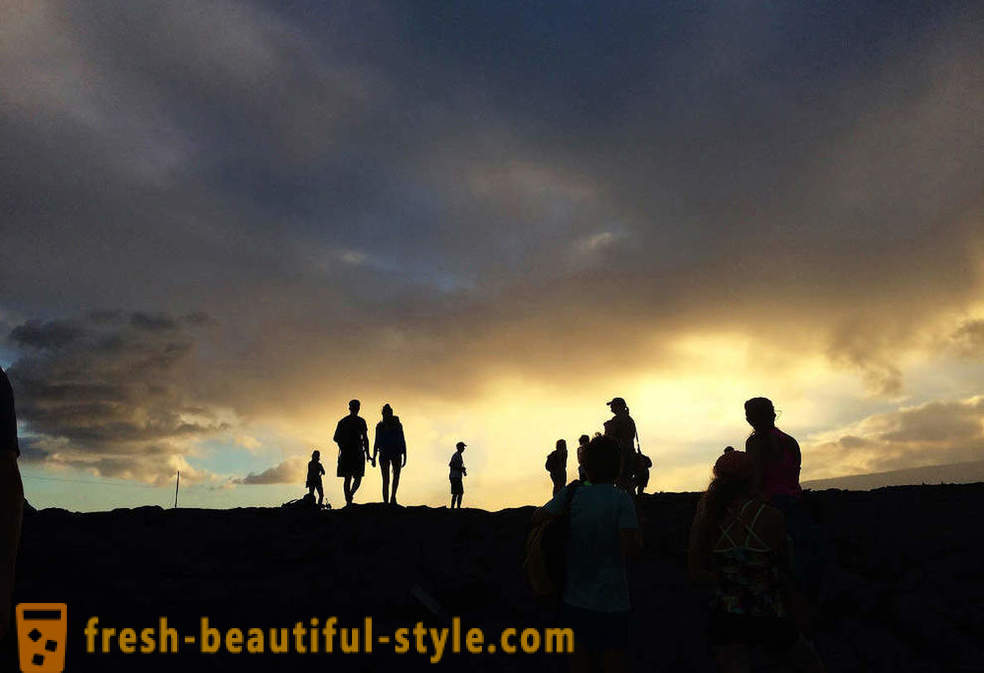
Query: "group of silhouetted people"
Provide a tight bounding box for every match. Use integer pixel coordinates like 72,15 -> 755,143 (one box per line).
545,397 -> 653,498
306,399 -> 470,508
535,396 -> 826,673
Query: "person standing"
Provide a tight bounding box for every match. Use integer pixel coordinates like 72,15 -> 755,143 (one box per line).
306,450 -> 326,506
545,439 -> 568,495
449,442 -> 467,509
576,434 -> 590,481
532,435 -> 642,672
0,366 -> 22,641
333,399 -> 370,506
372,404 -> 407,505
603,397 -> 638,491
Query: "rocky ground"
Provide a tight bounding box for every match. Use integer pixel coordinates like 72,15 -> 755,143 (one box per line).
3,483 -> 983,672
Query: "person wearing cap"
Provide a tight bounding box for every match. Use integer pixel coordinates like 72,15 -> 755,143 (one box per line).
333,399 -> 370,506
688,447 -> 825,673
0,366 -> 22,640
372,403 -> 407,505
448,441 -> 467,509
603,397 -> 638,491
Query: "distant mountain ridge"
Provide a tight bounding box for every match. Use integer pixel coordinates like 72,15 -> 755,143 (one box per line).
803,459 -> 984,490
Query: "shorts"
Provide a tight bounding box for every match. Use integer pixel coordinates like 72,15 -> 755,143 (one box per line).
379,452 -> 403,470
337,447 -> 365,478
708,612 -> 799,651
560,603 -> 628,651
450,477 -> 463,495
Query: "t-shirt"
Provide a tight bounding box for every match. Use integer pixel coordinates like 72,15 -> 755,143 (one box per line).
546,449 -> 567,475
374,417 -> 407,457
307,460 -> 325,482
333,415 -> 368,450
544,483 -> 639,612
449,452 -> 465,479
1,368 -> 18,455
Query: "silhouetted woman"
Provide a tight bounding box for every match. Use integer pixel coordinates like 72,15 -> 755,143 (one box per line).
688,447 -> 824,673
373,403 -> 407,505
306,450 -> 325,506
533,435 -> 642,673
744,397 -> 824,608
546,439 -> 568,495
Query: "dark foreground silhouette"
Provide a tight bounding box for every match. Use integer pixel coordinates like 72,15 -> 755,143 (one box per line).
4,484 -> 983,672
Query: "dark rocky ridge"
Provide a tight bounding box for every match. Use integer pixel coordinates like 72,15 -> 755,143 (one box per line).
4,484 -> 983,672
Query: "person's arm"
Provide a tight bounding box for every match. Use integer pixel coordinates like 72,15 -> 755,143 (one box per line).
371,424 -> 380,462
399,425 -> 407,467
361,420 -> 371,459
319,463 -> 325,476
745,434 -> 765,495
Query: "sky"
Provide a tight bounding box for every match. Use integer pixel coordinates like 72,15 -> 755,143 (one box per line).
2,0 -> 983,511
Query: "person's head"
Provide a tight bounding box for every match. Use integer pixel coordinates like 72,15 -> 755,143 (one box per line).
697,447 -> 755,541
607,397 -> 628,414
311,449 -> 320,461
456,441 -> 467,454
581,434 -> 620,484
349,399 -> 360,414
578,434 -> 590,446
381,403 -> 393,419
556,438 -> 567,452
744,397 -> 776,431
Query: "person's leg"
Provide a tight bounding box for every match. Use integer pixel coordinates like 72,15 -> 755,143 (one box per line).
380,459 -> 390,504
308,485 -> 315,498
0,453 -> 23,640
343,476 -> 352,504
390,462 -> 401,504
350,476 -> 362,501
316,483 -> 324,506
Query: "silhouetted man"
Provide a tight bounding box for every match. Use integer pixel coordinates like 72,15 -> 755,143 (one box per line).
603,397 -> 637,491
449,441 -> 467,509
0,366 -> 21,641
545,439 -> 568,495
333,400 -> 370,506
372,404 -> 407,505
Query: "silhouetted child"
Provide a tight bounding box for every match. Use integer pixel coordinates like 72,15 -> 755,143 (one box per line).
577,434 -> 590,481
545,439 -> 568,495
306,450 -> 325,506
634,451 -> 652,496
532,434 -> 642,672
449,441 -> 467,508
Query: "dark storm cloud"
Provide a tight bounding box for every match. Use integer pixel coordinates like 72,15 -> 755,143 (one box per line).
1,0 -> 983,420
6,311 -> 226,483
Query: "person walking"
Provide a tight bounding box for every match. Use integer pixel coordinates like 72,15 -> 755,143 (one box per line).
449,442 -> 467,509
333,399 -> 370,506
372,403 -> 407,505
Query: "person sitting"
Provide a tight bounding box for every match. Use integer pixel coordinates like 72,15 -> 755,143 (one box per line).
688,447 -> 825,673
533,434 -> 642,673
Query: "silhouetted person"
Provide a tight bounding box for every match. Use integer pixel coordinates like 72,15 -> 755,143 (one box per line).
546,439 -> 568,495
373,403 -> 407,505
449,441 -> 467,509
333,399 -> 370,506
603,397 -> 637,491
688,447 -> 825,673
533,434 -> 641,673
633,452 -> 652,496
744,397 -> 824,617
577,434 -> 590,481
0,367 -> 21,641
306,450 -> 325,506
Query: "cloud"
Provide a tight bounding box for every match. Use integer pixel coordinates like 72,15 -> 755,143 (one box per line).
234,456 -> 306,485
6,312 -> 229,485
804,395 -> 984,479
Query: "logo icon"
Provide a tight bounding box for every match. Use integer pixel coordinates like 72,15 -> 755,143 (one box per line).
15,603 -> 67,673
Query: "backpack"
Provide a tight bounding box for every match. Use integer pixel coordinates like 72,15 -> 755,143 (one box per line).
523,482 -> 580,600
